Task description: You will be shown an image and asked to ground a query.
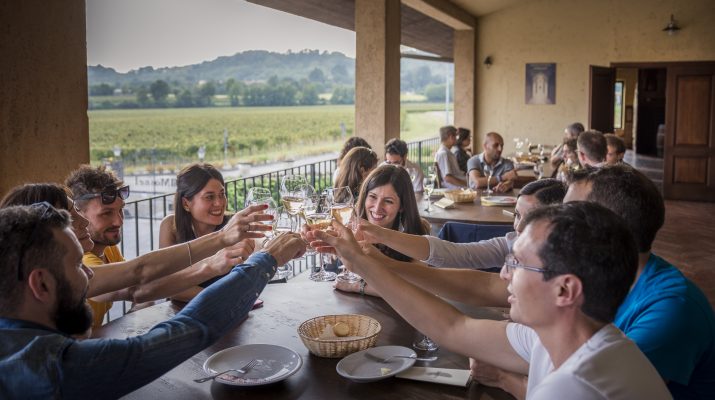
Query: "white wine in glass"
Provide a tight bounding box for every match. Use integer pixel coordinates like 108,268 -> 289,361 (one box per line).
331,206 -> 354,227
423,177 -> 435,212
305,212 -> 336,282
281,196 -> 305,215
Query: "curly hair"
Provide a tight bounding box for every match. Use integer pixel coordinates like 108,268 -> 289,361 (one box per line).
65,164 -> 123,209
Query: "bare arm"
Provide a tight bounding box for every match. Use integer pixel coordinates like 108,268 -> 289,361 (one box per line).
470,358 -> 528,400
86,206 -> 269,298
313,224 -> 528,375
356,220 -> 430,261
469,169 -> 497,189
444,174 -> 467,187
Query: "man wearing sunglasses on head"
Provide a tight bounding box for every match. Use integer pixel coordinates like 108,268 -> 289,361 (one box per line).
65,165 -> 130,328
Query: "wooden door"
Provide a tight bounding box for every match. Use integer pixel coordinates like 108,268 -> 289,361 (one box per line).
664,63 -> 715,201
589,66 -> 616,133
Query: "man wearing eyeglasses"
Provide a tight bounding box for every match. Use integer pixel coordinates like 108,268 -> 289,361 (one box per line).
382,138 -> 423,192
311,202 -> 670,399
65,165 -> 130,328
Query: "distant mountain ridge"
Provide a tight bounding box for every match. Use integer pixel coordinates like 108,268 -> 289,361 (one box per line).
88,49 -> 355,86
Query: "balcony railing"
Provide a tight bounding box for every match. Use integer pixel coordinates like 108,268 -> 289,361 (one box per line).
119,136 -> 440,261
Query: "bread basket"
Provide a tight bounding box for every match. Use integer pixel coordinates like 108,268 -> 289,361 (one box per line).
443,189 -> 477,203
297,314 -> 381,358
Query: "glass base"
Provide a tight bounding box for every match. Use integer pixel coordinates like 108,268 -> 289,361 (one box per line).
310,270 -> 337,282
336,271 -> 361,283
413,336 -> 439,351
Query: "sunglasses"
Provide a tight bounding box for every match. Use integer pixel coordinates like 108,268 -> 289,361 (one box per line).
76,185 -> 130,205
17,202 -> 56,281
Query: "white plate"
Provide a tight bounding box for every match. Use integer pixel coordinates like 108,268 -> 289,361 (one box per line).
203,344 -> 302,386
336,345 -> 416,382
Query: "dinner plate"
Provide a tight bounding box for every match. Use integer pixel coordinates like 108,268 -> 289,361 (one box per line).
480,196 -> 517,206
203,343 -> 302,386
336,345 -> 417,382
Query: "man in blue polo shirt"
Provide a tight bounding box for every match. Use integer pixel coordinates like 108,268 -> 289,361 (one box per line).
467,132 -> 517,193
566,165 -> 715,399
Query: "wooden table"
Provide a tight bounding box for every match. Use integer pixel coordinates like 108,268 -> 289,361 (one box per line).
417,192 -> 515,235
95,276 -> 514,400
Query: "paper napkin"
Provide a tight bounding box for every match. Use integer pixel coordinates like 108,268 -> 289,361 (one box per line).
396,367 -> 471,387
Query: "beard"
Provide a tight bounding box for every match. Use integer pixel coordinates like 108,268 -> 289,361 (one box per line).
53,274 -> 93,336
91,229 -> 121,246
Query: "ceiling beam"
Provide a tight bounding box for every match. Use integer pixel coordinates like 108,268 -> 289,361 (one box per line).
401,0 -> 476,30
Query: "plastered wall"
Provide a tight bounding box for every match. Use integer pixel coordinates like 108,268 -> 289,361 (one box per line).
474,0 -> 715,150
0,0 -> 89,197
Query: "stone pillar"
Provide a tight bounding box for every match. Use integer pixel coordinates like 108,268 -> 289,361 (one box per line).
453,29 -> 478,151
0,0 -> 90,197
354,0 -> 401,159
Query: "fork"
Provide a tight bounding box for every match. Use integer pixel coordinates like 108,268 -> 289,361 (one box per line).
194,359 -> 257,383
381,354 -> 437,363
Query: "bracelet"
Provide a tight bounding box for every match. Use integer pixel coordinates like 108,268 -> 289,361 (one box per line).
186,242 -> 193,267
359,279 -> 367,296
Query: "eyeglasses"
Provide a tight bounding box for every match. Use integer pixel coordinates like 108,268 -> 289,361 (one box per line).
17,202 -> 55,281
76,185 -> 130,205
503,253 -> 547,275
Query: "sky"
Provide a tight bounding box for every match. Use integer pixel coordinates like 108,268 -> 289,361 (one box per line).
86,0 -> 356,72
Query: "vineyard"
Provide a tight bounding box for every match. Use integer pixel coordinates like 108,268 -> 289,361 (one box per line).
88,103 -> 449,171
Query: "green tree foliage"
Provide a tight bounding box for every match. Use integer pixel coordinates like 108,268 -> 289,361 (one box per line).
195,82 -> 216,107
330,86 -> 355,105
149,80 -> 170,105
330,64 -> 350,84
308,68 -> 326,84
136,86 -> 150,106
424,83 -> 453,102
90,83 -> 115,96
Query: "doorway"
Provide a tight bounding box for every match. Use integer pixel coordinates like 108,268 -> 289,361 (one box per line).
590,61 -> 715,201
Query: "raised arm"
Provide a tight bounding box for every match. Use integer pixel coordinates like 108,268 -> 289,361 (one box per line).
314,223 -> 527,374
356,219 -> 431,261
86,205 -> 270,298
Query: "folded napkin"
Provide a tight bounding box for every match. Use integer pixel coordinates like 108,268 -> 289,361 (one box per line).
433,198 -> 455,209
396,367 -> 471,387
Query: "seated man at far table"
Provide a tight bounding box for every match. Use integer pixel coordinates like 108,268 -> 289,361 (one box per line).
312,202 -> 671,399
467,132 -> 517,193
383,138 -> 424,193
0,204 -> 306,399
576,130 -> 607,168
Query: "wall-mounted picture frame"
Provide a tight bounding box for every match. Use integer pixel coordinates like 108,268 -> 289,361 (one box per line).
525,63 -> 556,105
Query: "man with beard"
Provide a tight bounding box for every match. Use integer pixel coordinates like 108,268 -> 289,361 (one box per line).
467,132 -> 517,193
65,165 -> 129,327
0,204 -> 305,399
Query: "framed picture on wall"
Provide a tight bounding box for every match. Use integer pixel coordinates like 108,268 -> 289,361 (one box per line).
525,63 -> 556,105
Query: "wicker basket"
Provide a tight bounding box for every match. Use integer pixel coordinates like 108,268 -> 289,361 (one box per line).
298,314 -> 381,358
443,189 -> 477,203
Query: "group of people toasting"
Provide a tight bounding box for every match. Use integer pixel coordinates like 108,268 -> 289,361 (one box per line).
0,129 -> 713,399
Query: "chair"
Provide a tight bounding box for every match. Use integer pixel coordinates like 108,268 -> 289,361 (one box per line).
437,222 -> 514,273
433,162 -> 443,188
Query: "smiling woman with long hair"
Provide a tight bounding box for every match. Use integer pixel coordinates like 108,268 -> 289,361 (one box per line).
159,163 -> 254,302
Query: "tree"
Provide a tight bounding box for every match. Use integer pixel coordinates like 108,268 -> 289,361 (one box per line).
424,83 -> 453,102
195,81 -> 216,107
330,64 -> 351,84
308,68 -> 326,84
149,80 -> 170,105
175,89 -> 194,107
89,83 -> 115,96
136,86 -> 150,106
298,83 -> 320,105
330,86 -> 355,105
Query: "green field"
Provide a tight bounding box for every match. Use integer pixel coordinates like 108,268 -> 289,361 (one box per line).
88,103 -> 451,171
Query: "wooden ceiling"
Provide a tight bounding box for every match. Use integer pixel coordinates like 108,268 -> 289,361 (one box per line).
247,0 -> 530,59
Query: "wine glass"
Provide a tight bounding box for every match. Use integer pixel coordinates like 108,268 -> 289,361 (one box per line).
423,176 -> 435,212
413,333 -> 439,351
271,206 -> 295,278
244,187 -> 273,208
406,167 -> 418,183
305,210 -> 337,282
484,165 -> 494,196
327,187 -> 360,283
280,175 -> 309,229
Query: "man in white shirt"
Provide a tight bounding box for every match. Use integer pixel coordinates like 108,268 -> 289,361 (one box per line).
434,126 -> 467,188
311,202 -> 670,400
383,138 -> 424,192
